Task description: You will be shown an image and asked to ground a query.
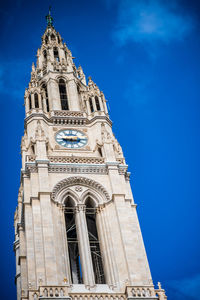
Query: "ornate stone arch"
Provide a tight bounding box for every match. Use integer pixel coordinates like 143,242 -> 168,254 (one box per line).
51,176 -> 110,203
81,189 -> 101,207
58,188 -> 79,206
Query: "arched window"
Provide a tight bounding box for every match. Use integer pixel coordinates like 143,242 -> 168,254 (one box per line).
43,50 -> 47,62
59,79 -> 69,110
57,35 -> 61,44
95,96 -> 101,111
45,36 -> 48,45
65,198 -> 83,284
34,93 -> 39,108
89,98 -> 94,113
85,198 -> 105,284
29,94 -> 32,110
53,47 -> 59,62
51,34 -> 56,41
42,83 -> 49,112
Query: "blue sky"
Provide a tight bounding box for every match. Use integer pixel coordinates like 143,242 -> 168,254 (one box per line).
0,0 -> 200,299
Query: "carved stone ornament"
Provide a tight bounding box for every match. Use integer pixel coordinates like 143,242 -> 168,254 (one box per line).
75,186 -> 83,192
51,176 -> 110,202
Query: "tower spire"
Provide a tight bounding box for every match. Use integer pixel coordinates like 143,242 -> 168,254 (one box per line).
45,6 -> 53,27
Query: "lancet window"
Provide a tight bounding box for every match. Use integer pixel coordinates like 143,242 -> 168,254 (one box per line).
95,96 -> 101,111
89,98 -> 94,113
43,50 -> 47,62
64,198 -> 82,284
51,34 -> 56,41
29,94 -> 32,110
53,47 -> 59,62
85,198 -> 105,284
34,93 -> 39,108
41,83 -> 49,112
59,79 -> 69,110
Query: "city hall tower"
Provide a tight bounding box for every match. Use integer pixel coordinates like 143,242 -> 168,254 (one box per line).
14,11 -> 167,300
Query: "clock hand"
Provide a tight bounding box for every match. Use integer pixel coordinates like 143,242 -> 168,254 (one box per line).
62,135 -> 80,142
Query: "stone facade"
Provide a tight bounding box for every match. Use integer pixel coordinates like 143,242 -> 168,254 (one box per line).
14,13 -> 167,300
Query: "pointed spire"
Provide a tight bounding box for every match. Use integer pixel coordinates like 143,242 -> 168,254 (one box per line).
46,6 -> 53,27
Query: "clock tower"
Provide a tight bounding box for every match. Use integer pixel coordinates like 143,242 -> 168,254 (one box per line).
14,11 -> 167,300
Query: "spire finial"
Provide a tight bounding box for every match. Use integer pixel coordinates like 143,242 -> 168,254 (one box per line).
46,6 -> 53,27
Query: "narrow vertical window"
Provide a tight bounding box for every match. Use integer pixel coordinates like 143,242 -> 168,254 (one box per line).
85,198 -> 105,284
65,198 -> 83,284
43,50 -> 47,62
89,98 -> 94,113
53,47 -> 59,62
34,93 -> 39,108
42,83 -> 49,112
45,36 -> 48,45
29,94 -> 32,110
51,34 -> 56,41
59,79 -> 69,110
95,96 -> 101,111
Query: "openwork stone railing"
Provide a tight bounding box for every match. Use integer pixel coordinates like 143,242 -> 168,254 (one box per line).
131,287 -> 153,298
26,156 -> 105,164
26,155 -> 36,162
53,111 -> 84,117
28,286 -> 166,300
48,156 -> 105,164
70,294 -> 126,300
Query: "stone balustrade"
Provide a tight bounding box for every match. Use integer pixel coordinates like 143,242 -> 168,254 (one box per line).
48,156 -> 105,164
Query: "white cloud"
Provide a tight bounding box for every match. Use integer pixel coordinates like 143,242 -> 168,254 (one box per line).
109,0 -> 195,46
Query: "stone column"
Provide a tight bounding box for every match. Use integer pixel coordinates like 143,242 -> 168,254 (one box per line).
67,79 -> 80,111
86,99 -> 91,115
48,79 -> 60,110
92,96 -> 96,112
96,205 -> 118,288
75,204 -> 95,287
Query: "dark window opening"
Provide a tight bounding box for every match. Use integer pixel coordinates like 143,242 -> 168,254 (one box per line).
57,35 -> 61,43
51,34 -> 56,41
53,47 -> 59,62
98,147 -> 103,157
59,79 -> 69,110
89,98 -> 94,113
34,93 -> 39,108
95,96 -> 101,111
85,198 -> 105,284
45,36 -> 48,44
29,95 -> 32,110
31,145 -> 35,155
41,95 -> 44,110
43,50 -> 47,62
65,198 -> 83,284
42,83 -> 49,112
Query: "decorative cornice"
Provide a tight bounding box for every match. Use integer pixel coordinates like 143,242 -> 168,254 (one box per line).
51,176 -> 110,202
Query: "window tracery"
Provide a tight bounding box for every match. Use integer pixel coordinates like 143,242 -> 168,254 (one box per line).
59,79 -> 69,110
95,96 -> 101,111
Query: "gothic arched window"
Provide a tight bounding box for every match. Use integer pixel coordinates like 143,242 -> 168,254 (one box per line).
59,79 -> 69,110
65,198 -> 83,284
95,96 -> 101,111
85,198 -> 105,284
45,36 -> 48,45
53,47 -> 59,62
43,50 -> 47,62
42,83 -> 49,112
51,34 -> 56,41
34,93 -> 39,108
89,98 -> 94,113
29,94 -> 32,110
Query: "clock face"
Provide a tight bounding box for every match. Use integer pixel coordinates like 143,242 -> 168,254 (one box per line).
55,129 -> 88,149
